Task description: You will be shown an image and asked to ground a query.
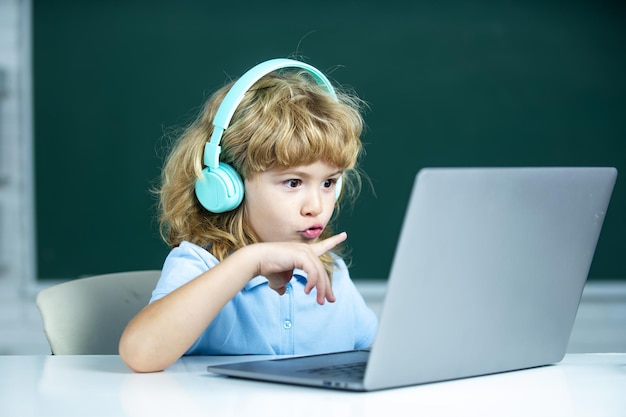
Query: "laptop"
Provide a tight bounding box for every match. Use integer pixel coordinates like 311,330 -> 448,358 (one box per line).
207,167 -> 617,391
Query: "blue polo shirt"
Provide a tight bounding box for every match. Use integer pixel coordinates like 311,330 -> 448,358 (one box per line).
150,241 -> 378,356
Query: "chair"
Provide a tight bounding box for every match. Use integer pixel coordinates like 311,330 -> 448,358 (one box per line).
36,270 -> 161,355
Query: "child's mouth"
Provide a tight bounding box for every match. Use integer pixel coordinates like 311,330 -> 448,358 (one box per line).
301,226 -> 323,239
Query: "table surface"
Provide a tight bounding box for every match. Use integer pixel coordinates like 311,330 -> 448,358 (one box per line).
1,353 -> 625,417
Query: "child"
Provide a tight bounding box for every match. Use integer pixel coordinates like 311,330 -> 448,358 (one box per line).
119,58 -> 378,373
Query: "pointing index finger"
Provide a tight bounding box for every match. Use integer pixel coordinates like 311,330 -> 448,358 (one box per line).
312,232 -> 348,256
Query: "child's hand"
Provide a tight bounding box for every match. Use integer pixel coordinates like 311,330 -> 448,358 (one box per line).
251,232 -> 347,304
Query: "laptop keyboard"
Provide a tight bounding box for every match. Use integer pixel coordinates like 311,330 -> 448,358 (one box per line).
296,361 -> 367,378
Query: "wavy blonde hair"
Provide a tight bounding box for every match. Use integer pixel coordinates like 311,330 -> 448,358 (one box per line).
158,67 -> 366,278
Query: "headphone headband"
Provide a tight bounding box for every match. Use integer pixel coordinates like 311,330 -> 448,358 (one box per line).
203,58 -> 338,169
196,58 -> 341,213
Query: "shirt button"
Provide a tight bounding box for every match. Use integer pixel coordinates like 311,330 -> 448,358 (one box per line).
283,319 -> 292,329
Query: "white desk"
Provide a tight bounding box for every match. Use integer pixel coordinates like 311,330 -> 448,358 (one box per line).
1,354 -> 624,417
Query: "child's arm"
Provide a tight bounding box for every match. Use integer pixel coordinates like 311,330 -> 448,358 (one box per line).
118,232 -> 347,373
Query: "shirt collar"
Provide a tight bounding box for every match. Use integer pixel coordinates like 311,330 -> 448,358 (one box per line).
243,269 -> 308,291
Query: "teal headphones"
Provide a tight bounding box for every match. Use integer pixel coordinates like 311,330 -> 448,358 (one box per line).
194,58 -> 343,213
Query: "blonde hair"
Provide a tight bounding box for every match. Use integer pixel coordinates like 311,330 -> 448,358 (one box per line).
158,67 -> 366,277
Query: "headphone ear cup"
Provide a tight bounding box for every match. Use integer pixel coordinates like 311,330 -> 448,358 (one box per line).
195,162 -> 244,213
335,175 -> 343,202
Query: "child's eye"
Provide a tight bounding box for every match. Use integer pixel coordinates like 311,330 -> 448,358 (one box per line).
285,179 -> 302,188
323,179 -> 337,189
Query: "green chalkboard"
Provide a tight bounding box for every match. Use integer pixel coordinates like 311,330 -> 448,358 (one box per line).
34,0 -> 625,280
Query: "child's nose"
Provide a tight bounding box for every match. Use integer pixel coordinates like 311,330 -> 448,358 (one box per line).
301,188 -> 323,216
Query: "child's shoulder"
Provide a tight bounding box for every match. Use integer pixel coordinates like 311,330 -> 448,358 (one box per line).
166,241 -> 219,267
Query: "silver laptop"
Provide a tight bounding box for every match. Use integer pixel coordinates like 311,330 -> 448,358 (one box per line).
207,167 -> 617,391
